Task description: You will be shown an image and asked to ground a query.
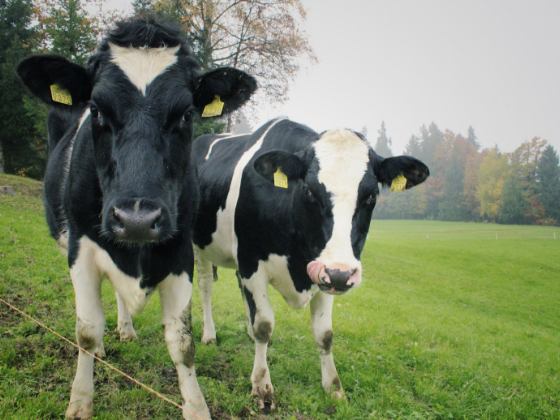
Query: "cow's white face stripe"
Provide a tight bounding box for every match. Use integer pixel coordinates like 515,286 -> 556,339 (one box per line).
313,129 -> 369,267
109,43 -> 180,95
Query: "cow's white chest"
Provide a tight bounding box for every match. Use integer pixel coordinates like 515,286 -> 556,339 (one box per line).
77,236 -> 152,315
265,254 -> 319,310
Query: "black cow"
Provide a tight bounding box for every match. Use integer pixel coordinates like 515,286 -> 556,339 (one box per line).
190,118 -> 429,409
17,18 -> 256,420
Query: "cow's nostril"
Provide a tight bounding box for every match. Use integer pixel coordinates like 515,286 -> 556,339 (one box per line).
150,213 -> 163,231
111,206 -> 164,242
113,207 -> 125,229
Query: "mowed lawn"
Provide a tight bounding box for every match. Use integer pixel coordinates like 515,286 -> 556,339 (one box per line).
1,173 -> 559,420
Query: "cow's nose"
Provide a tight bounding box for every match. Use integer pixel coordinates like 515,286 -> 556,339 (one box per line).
324,267 -> 358,290
112,207 -> 163,242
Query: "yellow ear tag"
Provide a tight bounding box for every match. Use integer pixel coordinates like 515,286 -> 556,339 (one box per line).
274,167 -> 288,188
390,174 -> 407,192
201,95 -> 224,117
50,84 -> 72,105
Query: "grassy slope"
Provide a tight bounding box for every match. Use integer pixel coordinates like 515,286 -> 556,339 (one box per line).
0,173 -> 559,419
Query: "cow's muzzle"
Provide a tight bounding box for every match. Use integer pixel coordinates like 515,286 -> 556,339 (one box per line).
109,204 -> 169,243
307,261 -> 361,295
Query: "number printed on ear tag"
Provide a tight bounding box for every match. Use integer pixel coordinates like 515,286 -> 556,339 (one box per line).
390,174 -> 407,192
202,95 -> 224,117
50,84 -> 72,105
274,167 -> 288,188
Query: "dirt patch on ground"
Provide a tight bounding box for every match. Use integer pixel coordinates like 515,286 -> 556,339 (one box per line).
197,356 -> 236,383
0,292 -> 28,328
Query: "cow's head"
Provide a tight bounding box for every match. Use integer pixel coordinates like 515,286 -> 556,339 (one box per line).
17,18 -> 256,244
254,129 -> 429,294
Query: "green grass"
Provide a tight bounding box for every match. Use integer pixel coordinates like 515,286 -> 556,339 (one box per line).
1,173 -> 559,419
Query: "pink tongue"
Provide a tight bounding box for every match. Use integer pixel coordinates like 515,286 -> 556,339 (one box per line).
307,261 -> 323,284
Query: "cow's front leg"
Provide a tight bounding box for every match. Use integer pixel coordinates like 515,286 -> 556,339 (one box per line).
115,291 -> 137,341
310,292 -> 344,399
194,247 -> 217,344
241,274 -> 276,411
159,273 -> 211,420
66,244 -> 105,419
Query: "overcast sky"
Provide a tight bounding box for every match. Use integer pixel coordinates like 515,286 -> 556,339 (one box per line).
106,0 -> 560,154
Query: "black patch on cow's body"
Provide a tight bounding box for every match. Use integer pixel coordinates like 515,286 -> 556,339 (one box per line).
322,330 -> 333,353
253,320 -> 272,343
243,285 -> 257,325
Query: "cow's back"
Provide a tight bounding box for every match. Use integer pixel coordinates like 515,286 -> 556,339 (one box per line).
192,133 -> 250,265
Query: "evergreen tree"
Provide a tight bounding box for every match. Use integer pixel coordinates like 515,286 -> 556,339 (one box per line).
422,122 -> 442,169
374,121 -> 392,157
0,0 -> 44,177
193,116 -> 226,139
498,176 -> 526,224
360,125 -> 368,139
537,145 -> 560,223
466,125 -> 480,149
37,0 -> 101,65
132,0 -> 155,17
404,134 -> 422,156
439,154 -> 465,221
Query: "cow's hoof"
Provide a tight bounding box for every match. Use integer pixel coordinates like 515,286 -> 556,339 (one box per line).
201,336 -> 217,345
65,401 -> 93,419
330,389 -> 345,400
94,341 -> 105,358
324,377 -> 344,400
252,383 -> 276,413
117,322 -> 137,341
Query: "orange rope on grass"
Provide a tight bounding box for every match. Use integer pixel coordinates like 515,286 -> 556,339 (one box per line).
0,298 -> 210,420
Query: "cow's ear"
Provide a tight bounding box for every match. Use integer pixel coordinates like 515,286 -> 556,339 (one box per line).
193,67 -> 257,116
370,149 -> 430,189
254,150 -> 306,185
16,55 -> 91,109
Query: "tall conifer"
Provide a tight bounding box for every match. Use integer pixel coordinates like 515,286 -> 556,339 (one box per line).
537,145 -> 560,223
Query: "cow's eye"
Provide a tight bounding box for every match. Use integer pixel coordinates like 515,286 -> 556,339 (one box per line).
182,111 -> 194,123
90,106 -> 99,119
366,195 -> 375,205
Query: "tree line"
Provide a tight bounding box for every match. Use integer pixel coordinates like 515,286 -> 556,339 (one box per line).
0,0 -> 314,178
371,121 -> 560,226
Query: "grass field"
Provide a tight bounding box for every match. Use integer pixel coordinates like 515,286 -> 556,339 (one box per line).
1,173 -> 559,420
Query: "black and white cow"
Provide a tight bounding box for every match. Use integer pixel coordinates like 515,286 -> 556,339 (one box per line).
17,18 -> 256,420
190,118 -> 429,409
